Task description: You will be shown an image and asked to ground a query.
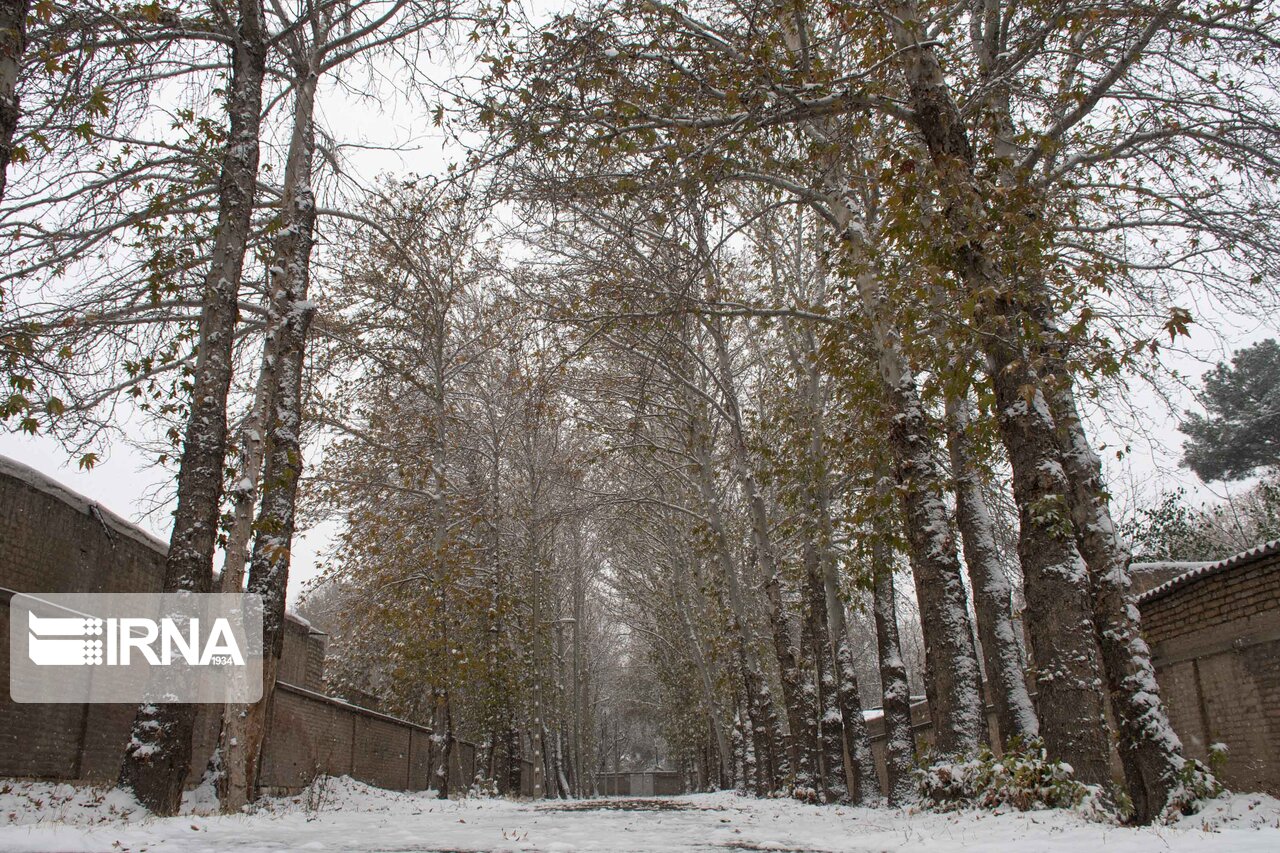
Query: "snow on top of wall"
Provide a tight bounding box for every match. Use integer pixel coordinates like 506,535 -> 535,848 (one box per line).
1137,539 -> 1280,606
0,453 -> 169,555
1130,561 -> 1216,572
0,453 -> 313,632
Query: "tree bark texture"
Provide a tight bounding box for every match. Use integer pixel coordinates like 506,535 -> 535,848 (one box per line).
881,0 -> 1113,785
119,0 -> 267,816
945,395 -> 1039,747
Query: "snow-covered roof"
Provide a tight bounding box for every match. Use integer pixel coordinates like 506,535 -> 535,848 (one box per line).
1137,539 -> 1280,606
1130,560 -> 1216,573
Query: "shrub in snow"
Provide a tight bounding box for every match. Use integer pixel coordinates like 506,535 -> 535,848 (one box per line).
1161,747 -> 1224,820
916,740 -> 1093,814
465,776 -> 501,799
790,784 -> 820,804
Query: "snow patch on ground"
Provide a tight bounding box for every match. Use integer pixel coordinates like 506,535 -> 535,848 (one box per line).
1,777 -> 1278,852
0,780 -> 145,827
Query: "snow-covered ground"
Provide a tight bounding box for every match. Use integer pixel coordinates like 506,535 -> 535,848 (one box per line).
2,777 -> 1278,852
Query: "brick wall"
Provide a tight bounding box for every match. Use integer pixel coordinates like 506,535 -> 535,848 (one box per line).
1138,545 -> 1280,795
1,456 -> 171,782
0,455 -> 542,798
0,457 -> 343,787
594,771 -> 685,796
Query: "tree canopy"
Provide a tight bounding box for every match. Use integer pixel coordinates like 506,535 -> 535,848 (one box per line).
1182,339 -> 1280,482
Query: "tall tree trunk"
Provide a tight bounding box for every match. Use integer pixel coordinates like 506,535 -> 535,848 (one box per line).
832,626 -> 879,803
216,60 -> 318,813
970,6 -> 1197,814
674,559 -> 734,784
433,689 -> 455,798
945,395 -> 1039,746
118,0 -> 267,816
758,543 -> 819,794
872,542 -> 916,806
0,0 -> 29,202
797,353 -> 879,804
686,404 -> 781,792
708,320 -> 819,792
1050,380 -> 1201,822
201,299 -> 277,791
803,539 -> 846,802
879,372 -> 984,759
821,184 -> 985,758
505,725 -> 522,795
787,0 -> 983,763
881,0 -> 1113,785
219,319 -> 282,595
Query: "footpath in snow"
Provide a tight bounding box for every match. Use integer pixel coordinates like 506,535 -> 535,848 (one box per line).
1,777 -> 1279,852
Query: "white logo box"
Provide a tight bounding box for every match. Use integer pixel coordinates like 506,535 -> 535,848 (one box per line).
10,593 -> 263,703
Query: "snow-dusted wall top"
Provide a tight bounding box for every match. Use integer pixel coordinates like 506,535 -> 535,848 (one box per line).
0,453 -> 169,555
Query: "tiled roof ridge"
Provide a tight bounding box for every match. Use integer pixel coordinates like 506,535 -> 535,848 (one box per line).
1137,539 -> 1280,605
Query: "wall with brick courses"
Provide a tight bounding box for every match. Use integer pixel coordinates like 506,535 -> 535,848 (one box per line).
594,771 -> 684,796
0,456 -> 553,801
857,549 -> 1280,797
1,453 -> 547,799
1138,550 -> 1280,795
2,456 -> 172,782
278,618 -> 327,690
257,684 -> 505,795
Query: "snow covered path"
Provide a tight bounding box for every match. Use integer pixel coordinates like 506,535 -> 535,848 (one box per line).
2,779 -> 1279,853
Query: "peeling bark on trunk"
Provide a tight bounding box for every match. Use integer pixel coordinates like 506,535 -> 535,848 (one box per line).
882,0 -> 1112,785
118,0 -> 267,816
872,544 -> 916,806
946,395 -> 1039,746
1050,381 -> 1195,823
0,0 -> 30,202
